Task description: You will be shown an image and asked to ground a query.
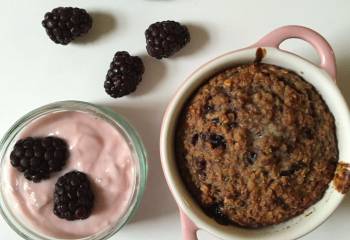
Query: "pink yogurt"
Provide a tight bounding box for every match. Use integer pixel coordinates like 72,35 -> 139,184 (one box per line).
3,111 -> 135,239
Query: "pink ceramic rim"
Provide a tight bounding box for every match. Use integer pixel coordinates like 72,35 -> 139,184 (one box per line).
251,25 -> 336,80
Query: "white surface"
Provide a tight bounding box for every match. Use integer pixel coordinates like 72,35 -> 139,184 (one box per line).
0,0 -> 349,239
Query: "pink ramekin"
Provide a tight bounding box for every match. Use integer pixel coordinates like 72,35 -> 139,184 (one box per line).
160,25 -> 350,240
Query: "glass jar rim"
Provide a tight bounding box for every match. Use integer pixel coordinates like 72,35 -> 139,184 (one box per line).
0,100 -> 148,240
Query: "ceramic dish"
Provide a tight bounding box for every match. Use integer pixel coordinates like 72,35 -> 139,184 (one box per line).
160,25 -> 350,240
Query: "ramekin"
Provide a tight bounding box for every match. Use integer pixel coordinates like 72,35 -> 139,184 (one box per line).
160,25 -> 350,240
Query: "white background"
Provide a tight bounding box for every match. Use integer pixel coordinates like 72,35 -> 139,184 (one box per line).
0,0 -> 349,239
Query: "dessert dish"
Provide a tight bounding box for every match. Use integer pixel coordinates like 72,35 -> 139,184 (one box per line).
175,63 -> 338,227
160,26 -> 350,240
0,101 -> 148,240
4,110 -> 133,238
42,7 -> 93,45
145,20 -> 190,59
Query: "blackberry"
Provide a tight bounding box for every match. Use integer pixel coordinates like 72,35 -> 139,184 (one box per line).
145,20 -> 190,59
42,7 -> 92,45
209,134 -> 226,149
104,51 -> 144,98
191,133 -> 199,145
203,104 -> 214,114
206,203 -> 231,225
196,159 -> 207,178
301,127 -> 313,139
280,161 -> 306,177
10,136 -> 69,182
211,118 -> 220,124
246,151 -> 257,165
53,171 -> 94,220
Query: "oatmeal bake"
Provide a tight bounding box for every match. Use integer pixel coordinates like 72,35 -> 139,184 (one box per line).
175,63 -> 338,228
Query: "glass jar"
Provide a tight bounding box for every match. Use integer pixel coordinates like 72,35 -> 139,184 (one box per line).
0,100 -> 148,240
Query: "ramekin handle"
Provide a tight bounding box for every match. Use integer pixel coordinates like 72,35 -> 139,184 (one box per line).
253,25 -> 337,81
180,210 -> 198,240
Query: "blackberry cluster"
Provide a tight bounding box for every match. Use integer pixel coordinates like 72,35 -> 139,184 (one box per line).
42,7 -> 92,45
104,51 -> 144,98
145,20 -> 190,59
10,137 -> 69,182
53,171 -> 94,220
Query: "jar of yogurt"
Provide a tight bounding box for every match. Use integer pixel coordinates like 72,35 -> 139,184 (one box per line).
0,101 -> 148,240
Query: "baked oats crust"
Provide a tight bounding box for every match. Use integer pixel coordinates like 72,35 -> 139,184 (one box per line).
176,63 -> 338,227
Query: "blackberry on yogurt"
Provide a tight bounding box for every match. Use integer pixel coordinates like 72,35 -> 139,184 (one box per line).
4,110 -> 138,238
10,136 -> 69,182
53,171 -> 94,220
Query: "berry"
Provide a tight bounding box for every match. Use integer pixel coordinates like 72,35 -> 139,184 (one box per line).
53,171 -> 94,220
280,161 -> 306,177
228,122 -> 238,129
104,51 -> 144,98
203,104 -> 214,114
302,127 -> 313,139
10,136 -> 69,182
211,118 -> 220,124
191,134 -> 199,145
196,159 -> 207,177
246,151 -> 257,165
42,7 -> 92,45
209,134 -> 226,149
145,20 -> 190,59
206,203 -> 230,225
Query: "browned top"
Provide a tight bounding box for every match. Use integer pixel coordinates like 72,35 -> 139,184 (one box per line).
334,162 -> 350,194
255,48 -> 266,63
176,63 -> 338,228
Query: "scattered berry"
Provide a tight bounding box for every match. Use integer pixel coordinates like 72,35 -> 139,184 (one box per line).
145,20 -> 190,59
104,51 -> 144,98
42,7 -> 92,45
53,171 -> 94,220
10,136 -> 69,182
